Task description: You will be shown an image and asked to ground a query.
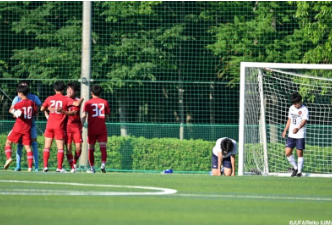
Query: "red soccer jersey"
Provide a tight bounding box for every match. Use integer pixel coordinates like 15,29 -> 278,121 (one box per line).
83,97 -> 110,135
67,97 -> 82,133
12,99 -> 37,134
42,93 -> 75,130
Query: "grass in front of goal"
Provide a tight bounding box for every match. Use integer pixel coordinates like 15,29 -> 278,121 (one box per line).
0,172 -> 331,225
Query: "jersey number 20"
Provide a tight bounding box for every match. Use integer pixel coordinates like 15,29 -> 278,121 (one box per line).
50,100 -> 63,114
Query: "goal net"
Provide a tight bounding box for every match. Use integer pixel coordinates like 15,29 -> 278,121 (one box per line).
239,62 -> 332,177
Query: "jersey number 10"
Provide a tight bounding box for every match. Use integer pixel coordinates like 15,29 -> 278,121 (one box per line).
22,107 -> 33,119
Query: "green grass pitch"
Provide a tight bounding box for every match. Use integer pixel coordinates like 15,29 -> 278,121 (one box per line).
0,172 -> 331,225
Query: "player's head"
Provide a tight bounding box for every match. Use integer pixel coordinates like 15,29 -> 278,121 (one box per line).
67,82 -> 79,98
18,80 -> 30,87
17,85 -> 30,97
220,138 -> 233,157
291,92 -> 302,108
53,81 -> 66,92
91,85 -> 102,97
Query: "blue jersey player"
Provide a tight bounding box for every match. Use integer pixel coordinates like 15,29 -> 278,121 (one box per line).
10,80 -> 41,172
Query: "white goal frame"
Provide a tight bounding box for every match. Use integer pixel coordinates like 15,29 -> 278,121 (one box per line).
238,62 -> 332,177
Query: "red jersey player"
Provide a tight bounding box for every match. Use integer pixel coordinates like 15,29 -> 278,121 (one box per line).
4,85 -> 37,171
81,85 -> 110,173
40,81 -> 83,173
64,82 -> 83,173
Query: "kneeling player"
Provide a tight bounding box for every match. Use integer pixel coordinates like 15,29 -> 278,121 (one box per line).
211,137 -> 237,176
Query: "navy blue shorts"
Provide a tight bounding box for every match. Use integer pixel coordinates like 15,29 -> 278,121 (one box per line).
211,153 -> 232,169
285,137 -> 305,150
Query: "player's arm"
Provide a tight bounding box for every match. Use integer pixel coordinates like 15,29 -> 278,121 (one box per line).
282,118 -> 291,138
72,98 -> 84,107
230,154 -> 236,176
9,96 -> 19,115
9,105 -> 22,118
44,111 -> 49,120
40,105 -> 47,112
56,107 -> 76,116
81,111 -> 87,126
217,152 -> 223,176
293,119 -> 307,134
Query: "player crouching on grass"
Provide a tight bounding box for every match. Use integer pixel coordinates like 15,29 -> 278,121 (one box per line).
4,85 -> 37,171
211,137 -> 237,176
282,92 -> 309,177
81,85 -> 110,174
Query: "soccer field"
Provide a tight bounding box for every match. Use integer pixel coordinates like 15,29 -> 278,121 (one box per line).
0,172 -> 331,225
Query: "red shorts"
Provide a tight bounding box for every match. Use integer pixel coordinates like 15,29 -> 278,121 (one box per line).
88,133 -> 108,145
66,131 -> 83,144
44,128 -> 66,140
8,130 -> 31,145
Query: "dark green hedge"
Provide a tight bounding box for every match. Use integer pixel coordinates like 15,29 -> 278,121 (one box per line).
0,135 -> 214,172
1,134 -> 331,173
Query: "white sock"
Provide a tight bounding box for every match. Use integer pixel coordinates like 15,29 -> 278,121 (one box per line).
287,155 -> 298,169
297,157 -> 304,173
91,166 -> 95,170
101,163 -> 105,168
73,164 -> 77,169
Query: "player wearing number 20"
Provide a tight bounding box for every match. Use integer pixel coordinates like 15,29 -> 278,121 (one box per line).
40,81 -> 83,173
82,85 -> 110,174
4,85 -> 37,171
282,92 -> 309,177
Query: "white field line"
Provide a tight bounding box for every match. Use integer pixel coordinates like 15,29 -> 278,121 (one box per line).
0,180 -> 177,196
174,193 -> 332,202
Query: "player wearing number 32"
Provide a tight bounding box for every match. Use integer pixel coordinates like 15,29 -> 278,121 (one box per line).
4,85 -> 37,171
81,85 -> 110,174
282,92 -> 309,177
40,81 -> 83,173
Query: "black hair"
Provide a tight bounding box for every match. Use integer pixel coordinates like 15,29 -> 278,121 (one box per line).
18,80 -> 30,87
291,92 -> 302,104
53,81 -> 66,91
67,82 -> 79,92
17,85 -> 30,96
220,138 -> 234,157
91,85 -> 102,96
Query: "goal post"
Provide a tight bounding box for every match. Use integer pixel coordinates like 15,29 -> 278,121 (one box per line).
239,62 -> 332,177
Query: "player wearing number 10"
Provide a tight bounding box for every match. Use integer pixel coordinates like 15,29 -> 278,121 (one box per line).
82,85 -> 110,174
40,81 -> 83,173
4,85 -> 37,171
10,80 -> 41,172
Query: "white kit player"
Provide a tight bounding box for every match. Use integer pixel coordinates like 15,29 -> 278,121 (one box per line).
282,92 -> 309,177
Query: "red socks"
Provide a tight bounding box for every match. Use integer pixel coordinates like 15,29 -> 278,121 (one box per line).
100,144 -> 107,164
5,146 -> 11,159
88,148 -> 95,166
66,153 -> 74,169
43,148 -> 50,168
27,151 -> 33,168
73,150 -> 81,165
57,149 -> 64,169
